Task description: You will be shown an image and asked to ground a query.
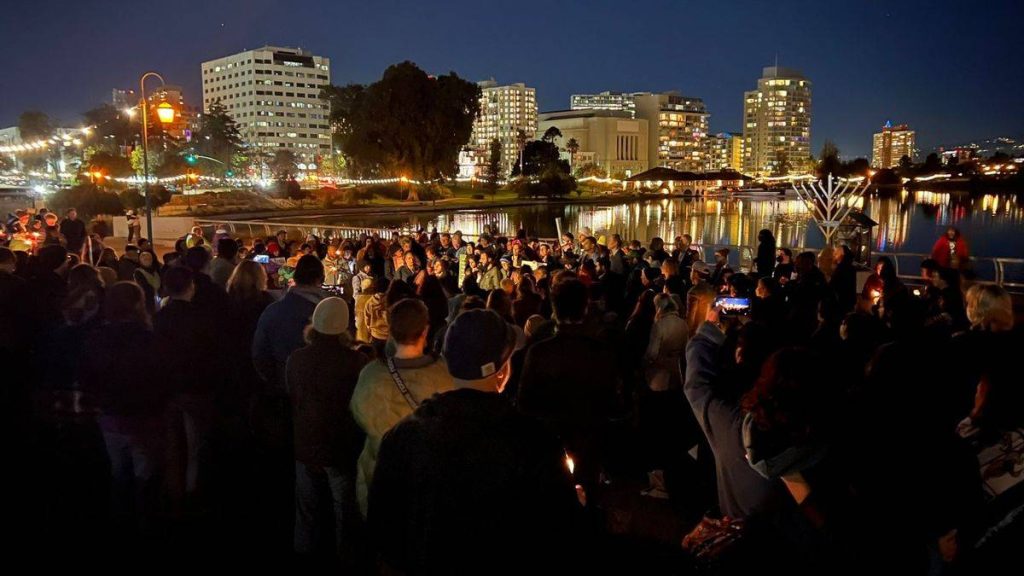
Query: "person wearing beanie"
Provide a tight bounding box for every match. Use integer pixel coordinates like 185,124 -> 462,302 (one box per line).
350,298 -> 454,517
368,309 -> 582,575
287,297 -> 369,565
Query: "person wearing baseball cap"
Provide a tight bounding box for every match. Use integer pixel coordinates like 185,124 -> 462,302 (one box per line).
368,309 -> 581,574
443,309 -> 525,390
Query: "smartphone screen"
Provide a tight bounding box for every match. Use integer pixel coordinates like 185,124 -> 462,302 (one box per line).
254,254 -> 270,264
715,296 -> 751,315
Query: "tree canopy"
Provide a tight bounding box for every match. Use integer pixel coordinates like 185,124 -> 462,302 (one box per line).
193,101 -> 243,173
330,62 -> 481,179
512,139 -> 568,177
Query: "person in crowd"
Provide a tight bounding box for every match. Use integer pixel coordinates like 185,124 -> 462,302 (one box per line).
350,298 -> 455,516
830,245 -> 857,314
710,248 -> 733,290
518,278 -> 620,493
209,238 -> 239,288
224,260 -> 275,410
686,261 -> 716,336
59,208 -> 87,256
116,244 -> 141,282
133,249 -> 161,314
363,277 -> 391,354
755,229 -> 777,278
774,247 -> 795,285
477,250 -> 502,292
369,309 -> 580,575
154,265 -> 223,509
78,282 -> 167,531
640,293 -> 690,500
353,276 -> 376,344
931,226 -> 969,270
288,297 -> 369,567
253,255 -> 325,394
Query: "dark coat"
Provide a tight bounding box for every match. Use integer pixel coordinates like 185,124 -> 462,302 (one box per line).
79,321 -> 169,420
369,389 -> 582,575
517,324 -> 620,487
288,339 -> 369,470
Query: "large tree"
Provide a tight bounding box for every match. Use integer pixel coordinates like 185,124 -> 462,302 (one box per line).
194,101 -> 243,173
269,149 -> 299,180
512,139 -> 568,177
816,140 -> 841,178
83,104 -> 136,153
321,83 -> 365,155
339,61 -> 480,180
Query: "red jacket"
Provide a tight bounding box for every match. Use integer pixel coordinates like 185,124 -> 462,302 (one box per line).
931,235 -> 969,269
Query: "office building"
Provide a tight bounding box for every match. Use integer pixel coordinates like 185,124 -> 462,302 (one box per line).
536,109 -> 648,177
742,66 -> 812,176
201,46 -> 331,165
872,121 -> 916,168
634,92 -> 709,172
464,80 -> 537,177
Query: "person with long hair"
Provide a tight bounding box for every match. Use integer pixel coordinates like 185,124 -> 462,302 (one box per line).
755,229 -> 777,278
225,260 -> 276,410
133,249 -> 162,314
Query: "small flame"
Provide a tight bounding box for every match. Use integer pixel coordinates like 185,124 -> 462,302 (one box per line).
565,455 -> 575,475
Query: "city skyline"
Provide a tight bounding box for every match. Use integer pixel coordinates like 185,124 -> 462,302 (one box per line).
1,0 -> 1022,158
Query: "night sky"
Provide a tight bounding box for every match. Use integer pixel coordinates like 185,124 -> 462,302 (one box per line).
1,0 -> 1021,157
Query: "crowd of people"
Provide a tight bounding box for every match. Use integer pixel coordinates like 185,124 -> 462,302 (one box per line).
3,206 -> 1022,573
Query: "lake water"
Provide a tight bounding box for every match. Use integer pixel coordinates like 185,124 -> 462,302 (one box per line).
287,190 -> 1023,259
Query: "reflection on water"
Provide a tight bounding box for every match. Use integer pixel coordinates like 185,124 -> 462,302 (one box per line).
301,190 -> 1023,258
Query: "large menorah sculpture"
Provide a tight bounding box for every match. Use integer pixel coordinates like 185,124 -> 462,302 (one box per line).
794,173 -> 871,246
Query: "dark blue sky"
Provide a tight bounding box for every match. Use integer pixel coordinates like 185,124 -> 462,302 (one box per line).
2,0 -> 1021,157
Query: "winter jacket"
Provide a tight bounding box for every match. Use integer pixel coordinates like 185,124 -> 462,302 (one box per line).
350,354 -> 454,515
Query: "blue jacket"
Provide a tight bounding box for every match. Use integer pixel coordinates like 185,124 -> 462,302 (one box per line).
252,287 -> 321,393
684,321 -> 786,519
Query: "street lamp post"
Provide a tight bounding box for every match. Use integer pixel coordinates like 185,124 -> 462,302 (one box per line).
139,71 -> 175,243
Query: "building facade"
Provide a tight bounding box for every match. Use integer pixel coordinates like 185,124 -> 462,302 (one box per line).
742,66 -> 812,177
634,92 -> 709,173
536,110 -> 648,177
145,85 -> 197,141
706,132 -> 744,171
112,88 -> 136,110
200,46 -> 331,166
872,121 -> 916,168
569,91 -> 641,118
465,80 -> 537,177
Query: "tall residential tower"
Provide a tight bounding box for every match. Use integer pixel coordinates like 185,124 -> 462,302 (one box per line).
872,121 -> 916,168
742,66 -> 812,176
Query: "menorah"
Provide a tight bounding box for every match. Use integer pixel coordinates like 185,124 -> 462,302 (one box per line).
794,173 -> 871,246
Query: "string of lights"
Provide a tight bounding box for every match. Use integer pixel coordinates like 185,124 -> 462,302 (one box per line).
0,126 -> 95,155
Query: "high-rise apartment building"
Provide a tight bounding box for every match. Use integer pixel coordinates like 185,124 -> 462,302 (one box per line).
569,91 -> 641,118
634,92 -> 709,172
201,46 -> 331,165
465,80 -> 537,176
872,121 -> 916,169
706,132 -> 744,171
742,66 -> 812,176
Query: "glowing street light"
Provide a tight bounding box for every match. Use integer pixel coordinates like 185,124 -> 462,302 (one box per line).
156,102 -> 176,124
138,71 -> 174,242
